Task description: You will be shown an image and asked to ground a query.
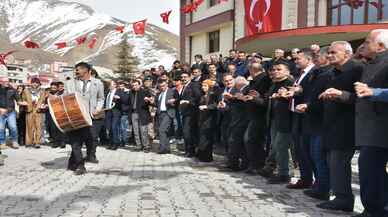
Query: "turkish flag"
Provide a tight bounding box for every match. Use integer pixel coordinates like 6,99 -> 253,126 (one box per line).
116,25 -> 125,33
54,42 -> 67,49
161,10 -> 172,24
88,36 -> 97,49
133,19 -> 146,35
76,35 -> 87,45
24,40 -> 40,49
244,0 -> 282,36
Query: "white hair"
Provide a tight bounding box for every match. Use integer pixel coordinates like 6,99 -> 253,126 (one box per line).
331,41 -> 353,55
372,29 -> 388,49
234,76 -> 249,86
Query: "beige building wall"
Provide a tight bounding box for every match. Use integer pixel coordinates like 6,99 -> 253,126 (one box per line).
235,0 -> 245,40
192,0 -> 234,23
189,23 -> 234,62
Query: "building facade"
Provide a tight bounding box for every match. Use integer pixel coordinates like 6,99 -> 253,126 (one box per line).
180,0 -> 388,63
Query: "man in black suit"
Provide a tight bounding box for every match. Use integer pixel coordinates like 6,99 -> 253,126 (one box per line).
353,29 -> 388,217
286,49 -> 316,190
179,71 -> 202,157
129,80 -> 152,152
192,54 -> 209,78
217,73 -> 235,153
154,80 -> 178,154
242,62 -> 272,175
221,76 -> 250,171
316,41 -> 364,212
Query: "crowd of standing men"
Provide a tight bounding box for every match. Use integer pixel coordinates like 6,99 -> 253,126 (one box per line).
0,29 -> 387,217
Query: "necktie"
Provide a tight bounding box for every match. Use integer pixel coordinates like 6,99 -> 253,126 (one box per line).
82,80 -> 88,93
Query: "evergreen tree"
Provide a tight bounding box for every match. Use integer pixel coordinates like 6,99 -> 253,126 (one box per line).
116,33 -> 139,79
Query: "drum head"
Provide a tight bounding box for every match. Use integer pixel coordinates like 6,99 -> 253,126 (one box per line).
74,92 -> 93,127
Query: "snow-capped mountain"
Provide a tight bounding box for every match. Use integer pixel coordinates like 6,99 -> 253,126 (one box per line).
0,0 -> 179,70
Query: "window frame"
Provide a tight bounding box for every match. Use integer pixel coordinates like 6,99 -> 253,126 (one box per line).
208,30 -> 220,53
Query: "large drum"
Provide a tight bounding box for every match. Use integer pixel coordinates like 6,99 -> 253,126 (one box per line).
48,93 -> 92,133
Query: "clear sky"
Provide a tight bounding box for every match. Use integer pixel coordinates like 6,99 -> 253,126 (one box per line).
63,0 -> 180,35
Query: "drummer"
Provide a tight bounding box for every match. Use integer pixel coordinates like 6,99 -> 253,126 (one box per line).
64,62 -> 105,175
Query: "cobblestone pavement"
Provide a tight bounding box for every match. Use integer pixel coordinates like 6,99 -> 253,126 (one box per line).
0,145 -> 364,217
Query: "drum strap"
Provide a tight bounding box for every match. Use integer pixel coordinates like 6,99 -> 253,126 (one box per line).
60,95 -> 75,129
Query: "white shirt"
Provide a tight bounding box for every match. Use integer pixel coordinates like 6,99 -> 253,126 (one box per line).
291,64 -> 315,112
79,78 -> 91,93
159,90 -> 167,111
106,89 -> 116,109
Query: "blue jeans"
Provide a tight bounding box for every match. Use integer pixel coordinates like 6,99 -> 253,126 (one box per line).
0,111 -> 18,144
105,110 -> 121,146
120,114 -> 131,144
310,135 -> 330,193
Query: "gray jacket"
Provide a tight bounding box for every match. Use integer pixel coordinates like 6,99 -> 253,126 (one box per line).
355,51 -> 388,149
64,77 -> 105,119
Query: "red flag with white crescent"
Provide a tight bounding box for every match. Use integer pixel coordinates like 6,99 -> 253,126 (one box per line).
133,19 -> 147,35
76,35 -> 87,45
88,36 -> 97,49
244,0 -> 282,36
54,42 -> 67,49
115,25 -> 125,33
161,10 -> 172,24
24,40 -> 40,49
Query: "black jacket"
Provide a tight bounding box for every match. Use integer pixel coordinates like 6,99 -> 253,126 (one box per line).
322,60 -> 363,150
243,73 -> 272,122
198,91 -> 218,130
301,65 -> 334,135
355,51 -> 388,149
128,89 -> 152,125
0,86 -> 16,111
116,89 -> 131,114
227,86 -> 249,129
268,78 -> 294,133
178,81 -> 202,116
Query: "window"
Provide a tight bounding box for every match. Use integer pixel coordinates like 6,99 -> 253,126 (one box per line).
209,0 -> 219,7
329,0 -> 387,25
208,30 -> 220,53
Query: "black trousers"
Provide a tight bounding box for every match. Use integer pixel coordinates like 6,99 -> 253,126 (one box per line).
228,122 -> 248,168
17,112 -> 26,145
244,119 -> 267,169
182,114 -> 199,154
359,146 -> 388,217
68,127 -> 90,170
197,126 -> 214,162
220,113 -> 231,152
86,119 -> 104,159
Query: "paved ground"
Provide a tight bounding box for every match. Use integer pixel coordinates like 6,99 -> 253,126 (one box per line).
0,145 -> 364,217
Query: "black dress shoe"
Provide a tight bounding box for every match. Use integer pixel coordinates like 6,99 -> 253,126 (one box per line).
74,166 -> 87,175
157,150 -> 171,154
257,167 -> 274,178
303,189 -> 330,201
85,158 -> 99,164
267,175 -> 290,184
67,165 -> 77,171
34,145 -> 41,149
317,199 -> 354,212
352,211 -> 372,217
244,168 -> 259,175
184,152 -> 195,158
